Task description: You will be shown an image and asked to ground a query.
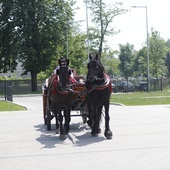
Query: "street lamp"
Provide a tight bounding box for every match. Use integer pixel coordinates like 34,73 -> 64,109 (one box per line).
66,22 -> 69,58
86,0 -> 89,59
131,6 -> 150,92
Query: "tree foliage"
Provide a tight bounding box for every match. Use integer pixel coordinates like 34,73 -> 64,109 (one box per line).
134,47 -> 148,77
0,1 -> 18,73
86,0 -> 127,57
66,23 -> 87,75
149,31 -> 167,78
118,43 -> 135,79
101,51 -> 120,78
165,39 -> 170,77
0,0 -> 75,91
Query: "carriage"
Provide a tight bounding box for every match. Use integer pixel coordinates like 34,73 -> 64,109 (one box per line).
42,75 -> 88,131
42,54 -> 112,140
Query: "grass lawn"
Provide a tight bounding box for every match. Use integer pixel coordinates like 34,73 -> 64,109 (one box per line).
110,91 -> 170,106
0,91 -> 170,111
0,100 -> 27,111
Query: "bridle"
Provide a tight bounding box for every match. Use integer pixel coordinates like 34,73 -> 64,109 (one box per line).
87,60 -> 105,82
56,65 -> 71,93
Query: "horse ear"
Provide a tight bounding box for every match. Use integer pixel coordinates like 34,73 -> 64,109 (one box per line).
66,59 -> 69,66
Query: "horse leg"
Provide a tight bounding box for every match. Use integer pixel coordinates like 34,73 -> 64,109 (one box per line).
53,106 -> 59,133
64,107 -> 71,134
54,110 -> 59,134
91,105 -> 100,136
58,108 -> 66,140
87,101 -> 93,128
104,102 -> 112,139
96,105 -> 102,134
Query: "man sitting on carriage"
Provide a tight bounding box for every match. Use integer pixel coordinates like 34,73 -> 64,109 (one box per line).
43,57 -> 78,94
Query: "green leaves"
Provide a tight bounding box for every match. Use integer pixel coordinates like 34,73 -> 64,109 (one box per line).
149,31 -> 167,78
118,43 -> 135,78
87,0 -> 127,56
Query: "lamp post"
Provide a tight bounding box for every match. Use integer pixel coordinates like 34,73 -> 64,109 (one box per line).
66,22 -> 69,58
131,6 -> 150,92
86,0 -> 89,59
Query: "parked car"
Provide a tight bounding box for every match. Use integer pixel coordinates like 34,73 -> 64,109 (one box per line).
117,81 -> 135,93
135,81 -> 148,91
111,83 -> 117,93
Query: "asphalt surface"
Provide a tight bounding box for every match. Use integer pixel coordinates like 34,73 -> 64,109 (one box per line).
0,95 -> 170,170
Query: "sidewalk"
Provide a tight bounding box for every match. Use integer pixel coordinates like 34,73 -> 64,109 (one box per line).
0,96 -> 170,170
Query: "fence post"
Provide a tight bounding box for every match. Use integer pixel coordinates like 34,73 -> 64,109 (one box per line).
4,80 -> 13,101
4,80 -> 7,100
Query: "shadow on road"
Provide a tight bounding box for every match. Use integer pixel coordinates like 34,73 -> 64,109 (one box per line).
34,122 -> 105,148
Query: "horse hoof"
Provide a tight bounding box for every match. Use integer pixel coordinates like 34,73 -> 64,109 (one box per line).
98,128 -> 102,134
91,133 -> 98,137
91,130 -> 99,137
59,134 -> 67,140
56,129 -> 60,134
104,131 -> 113,140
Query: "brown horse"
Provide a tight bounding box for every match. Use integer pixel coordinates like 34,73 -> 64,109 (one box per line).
85,54 -> 113,139
47,58 -> 74,140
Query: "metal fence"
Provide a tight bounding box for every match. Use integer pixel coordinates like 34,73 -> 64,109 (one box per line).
0,78 -> 170,102
0,79 -> 44,101
0,80 -> 13,101
112,77 -> 170,91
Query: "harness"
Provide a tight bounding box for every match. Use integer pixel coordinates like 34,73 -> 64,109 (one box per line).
94,74 -> 110,90
87,74 -> 112,94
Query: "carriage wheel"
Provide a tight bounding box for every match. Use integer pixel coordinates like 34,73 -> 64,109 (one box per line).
46,109 -> 52,130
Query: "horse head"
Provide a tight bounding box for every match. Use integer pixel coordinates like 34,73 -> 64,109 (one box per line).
87,53 -> 105,82
56,57 -> 71,91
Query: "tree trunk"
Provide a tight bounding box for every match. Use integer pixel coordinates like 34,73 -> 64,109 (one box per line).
31,71 -> 37,92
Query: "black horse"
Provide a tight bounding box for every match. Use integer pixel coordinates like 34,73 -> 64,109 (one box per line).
48,58 -> 74,140
86,53 -> 113,139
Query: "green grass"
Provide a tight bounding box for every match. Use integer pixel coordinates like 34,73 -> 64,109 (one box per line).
0,100 -> 27,111
1,91 -> 170,111
110,91 -> 170,106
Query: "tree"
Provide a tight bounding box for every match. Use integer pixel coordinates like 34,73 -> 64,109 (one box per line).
0,1 -> 18,73
165,39 -> 170,77
134,47 -> 148,78
101,50 -> 120,78
66,22 -> 87,75
0,0 -> 75,91
86,0 -> 127,57
149,31 -> 167,78
44,22 -> 87,77
118,43 -> 135,82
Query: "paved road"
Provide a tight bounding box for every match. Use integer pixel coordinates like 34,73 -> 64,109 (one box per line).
0,95 -> 170,170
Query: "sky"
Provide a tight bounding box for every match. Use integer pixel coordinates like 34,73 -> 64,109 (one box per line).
74,0 -> 170,51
